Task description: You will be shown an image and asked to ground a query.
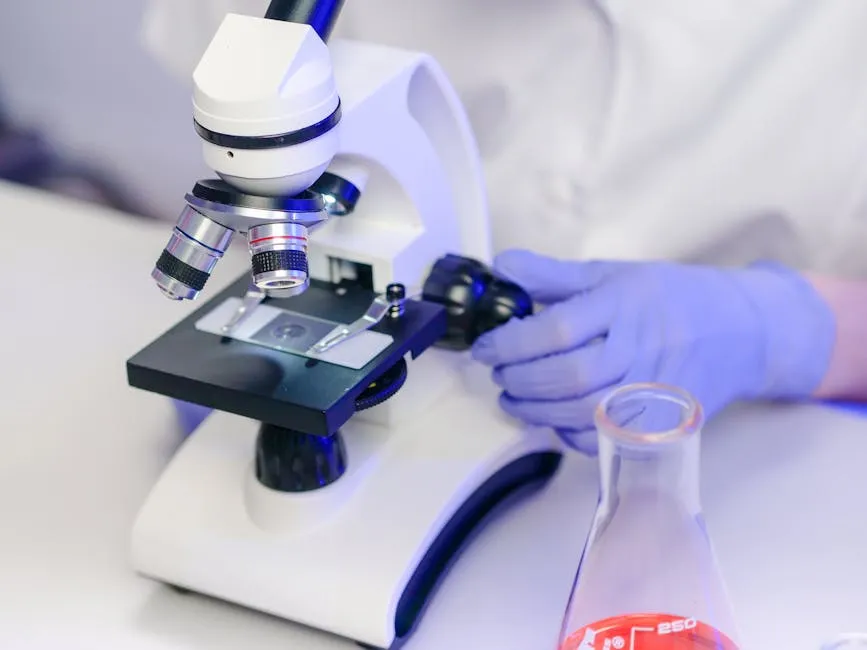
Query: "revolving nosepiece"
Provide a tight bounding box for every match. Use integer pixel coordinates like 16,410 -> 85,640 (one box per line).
310,171 -> 361,216
152,206 -> 234,301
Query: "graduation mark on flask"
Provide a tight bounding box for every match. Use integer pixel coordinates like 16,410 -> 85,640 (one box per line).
560,613 -> 738,650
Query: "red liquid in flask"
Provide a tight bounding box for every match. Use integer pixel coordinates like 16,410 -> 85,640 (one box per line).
561,614 -> 738,649
556,384 -> 741,650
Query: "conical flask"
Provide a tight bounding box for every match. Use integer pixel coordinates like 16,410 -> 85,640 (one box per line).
558,383 -> 741,649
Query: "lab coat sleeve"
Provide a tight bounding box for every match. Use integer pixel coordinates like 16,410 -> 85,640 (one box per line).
808,275 -> 867,401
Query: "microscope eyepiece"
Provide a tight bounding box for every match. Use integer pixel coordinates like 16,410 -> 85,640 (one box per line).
248,222 -> 310,291
152,207 -> 234,301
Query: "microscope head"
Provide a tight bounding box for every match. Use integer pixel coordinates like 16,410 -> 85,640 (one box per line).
152,13 -> 342,301
192,13 -> 340,197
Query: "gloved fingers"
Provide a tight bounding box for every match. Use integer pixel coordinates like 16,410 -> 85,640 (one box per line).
555,428 -> 600,456
472,291 -> 613,366
498,386 -> 615,432
492,249 -> 619,304
491,341 -> 624,401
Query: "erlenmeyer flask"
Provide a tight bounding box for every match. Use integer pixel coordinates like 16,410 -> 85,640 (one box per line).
558,383 -> 740,649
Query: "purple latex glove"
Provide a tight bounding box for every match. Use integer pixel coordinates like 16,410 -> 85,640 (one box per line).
472,250 -> 835,452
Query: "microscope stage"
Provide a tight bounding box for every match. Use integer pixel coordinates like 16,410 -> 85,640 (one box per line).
127,274 -> 447,436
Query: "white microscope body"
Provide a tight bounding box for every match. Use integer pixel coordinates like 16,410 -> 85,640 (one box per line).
130,12 -> 564,649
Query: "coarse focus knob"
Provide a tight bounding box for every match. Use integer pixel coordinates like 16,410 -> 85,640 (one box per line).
422,254 -> 533,350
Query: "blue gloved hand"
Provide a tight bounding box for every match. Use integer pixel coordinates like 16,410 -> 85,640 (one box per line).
472,250 -> 836,451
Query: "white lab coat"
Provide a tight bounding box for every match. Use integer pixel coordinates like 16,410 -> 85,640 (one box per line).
143,0 -> 867,276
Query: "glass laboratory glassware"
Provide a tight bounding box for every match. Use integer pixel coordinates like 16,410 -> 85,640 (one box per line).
558,383 -> 740,649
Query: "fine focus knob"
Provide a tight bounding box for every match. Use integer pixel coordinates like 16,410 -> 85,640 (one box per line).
422,254 -> 532,350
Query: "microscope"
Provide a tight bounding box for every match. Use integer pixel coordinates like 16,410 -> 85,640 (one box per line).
127,2 -> 565,647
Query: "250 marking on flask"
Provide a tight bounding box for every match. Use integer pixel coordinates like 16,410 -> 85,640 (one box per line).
560,613 -> 739,649
657,617 -> 697,634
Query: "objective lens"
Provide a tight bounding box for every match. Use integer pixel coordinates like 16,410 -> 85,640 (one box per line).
152,206 -> 234,300
248,222 -> 310,291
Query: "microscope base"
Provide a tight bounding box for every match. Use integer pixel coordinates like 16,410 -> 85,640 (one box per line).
130,363 -> 563,648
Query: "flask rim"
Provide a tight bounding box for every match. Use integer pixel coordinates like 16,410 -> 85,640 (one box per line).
594,382 -> 704,446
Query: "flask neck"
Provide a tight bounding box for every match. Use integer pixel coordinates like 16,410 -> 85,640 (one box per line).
598,432 -> 702,513
593,383 -> 705,514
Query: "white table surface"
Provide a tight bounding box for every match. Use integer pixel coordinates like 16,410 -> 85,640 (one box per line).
0,180 -> 865,650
